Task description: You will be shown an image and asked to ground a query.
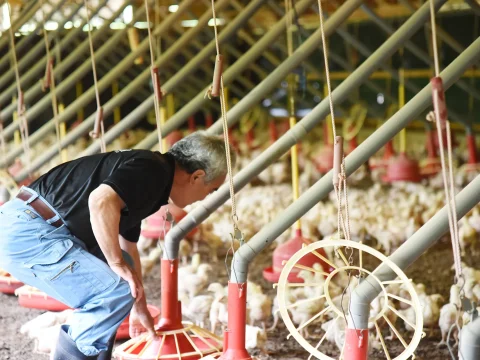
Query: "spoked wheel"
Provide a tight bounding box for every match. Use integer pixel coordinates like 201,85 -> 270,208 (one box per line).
276,239 -> 423,360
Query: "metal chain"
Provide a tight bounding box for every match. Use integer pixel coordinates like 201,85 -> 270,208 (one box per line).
40,0 -> 62,159
83,0 -> 106,153
145,0 -> 163,153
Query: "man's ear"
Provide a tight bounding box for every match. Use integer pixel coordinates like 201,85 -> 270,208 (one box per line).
191,169 -> 206,183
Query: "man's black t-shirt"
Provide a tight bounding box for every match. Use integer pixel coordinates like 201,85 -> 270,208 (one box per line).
29,149 -> 175,249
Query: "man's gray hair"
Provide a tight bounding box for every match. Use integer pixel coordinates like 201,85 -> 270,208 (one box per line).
168,131 -> 237,183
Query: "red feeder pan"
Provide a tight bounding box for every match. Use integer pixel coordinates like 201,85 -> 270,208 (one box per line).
15,286 -> 71,312
383,153 -> 422,183
0,271 -> 23,294
263,230 -> 332,283
369,140 -> 395,170
116,304 -> 161,340
141,205 -> 198,240
114,259 -> 222,359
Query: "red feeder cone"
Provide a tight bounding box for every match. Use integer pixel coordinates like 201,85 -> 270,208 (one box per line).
420,130 -> 441,177
0,271 -> 23,294
188,116 -> 196,133
218,282 -> 251,360
268,119 -> 278,145
344,328 -> 368,360
167,131 -> 183,148
114,259 -> 222,359
263,229 -> 331,283
384,153 -> 422,183
314,146 -> 334,174
467,133 -> 478,165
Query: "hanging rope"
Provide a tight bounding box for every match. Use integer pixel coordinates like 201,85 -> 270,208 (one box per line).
428,0 -> 463,291
208,0 -> 245,286
317,0 -> 351,242
40,0 -> 62,159
145,0 -> 164,153
7,1 -> 32,178
84,0 -> 106,153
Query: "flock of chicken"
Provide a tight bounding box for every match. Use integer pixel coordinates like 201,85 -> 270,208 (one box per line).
2,125 -> 480,358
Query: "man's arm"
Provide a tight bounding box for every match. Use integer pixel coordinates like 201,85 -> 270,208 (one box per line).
119,236 -> 143,286
89,184 -> 143,300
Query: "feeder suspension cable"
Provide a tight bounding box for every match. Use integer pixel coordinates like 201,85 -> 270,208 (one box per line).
40,0 -> 62,159
145,0 -> 164,153
84,0 -> 106,153
428,0 -> 462,286
7,1 -> 32,178
209,0 -> 245,285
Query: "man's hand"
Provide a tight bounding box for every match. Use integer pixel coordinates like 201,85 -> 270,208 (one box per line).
129,301 -> 158,339
109,260 -> 144,301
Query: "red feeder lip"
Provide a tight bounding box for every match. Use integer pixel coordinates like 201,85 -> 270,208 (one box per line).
0,272 -> 23,294
383,154 -> 422,183
16,288 -> 71,312
141,205 -> 198,240
264,230 -> 332,283
116,304 -> 161,340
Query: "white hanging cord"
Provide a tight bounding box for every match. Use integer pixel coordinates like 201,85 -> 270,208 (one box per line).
317,0 -> 351,242
7,1 -> 32,178
40,0 -> 62,159
84,0 -> 106,153
208,0 -> 247,286
428,0 -> 463,288
145,0 -> 164,153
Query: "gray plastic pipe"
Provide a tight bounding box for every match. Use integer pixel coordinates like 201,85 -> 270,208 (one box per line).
0,0 -> 69,74
361,4 -> 480,103
460,313 -> 480,360
334,25 -> 465,125
161,0 -> 449,260
0,0 -> 91,95
0,1 -> 42,54
135,0 -> 350,150
13,0 -> 258,180
160,0 -> 366,258
0,0 -> 136,131
233,35 -> 480,284
82,0 -> 314,152
2,0 -> 196,167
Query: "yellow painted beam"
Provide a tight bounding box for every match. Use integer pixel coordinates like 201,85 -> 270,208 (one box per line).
307,69 -> 480,81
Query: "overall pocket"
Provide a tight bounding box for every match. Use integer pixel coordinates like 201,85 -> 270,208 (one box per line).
24,239 -> 117,309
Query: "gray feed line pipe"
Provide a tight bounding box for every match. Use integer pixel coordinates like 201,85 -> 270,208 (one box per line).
134,0 -> 340,151
0,0 -> 42,53
0,0 -> 134,131
334,25 -> 466,125
0,0 -> 69,74
160,0 -> 449,259
65,0 -> 279,158
2,0 -> 195,167
12,0 -> 261,180
230,36 -> 480,282
361,5 -> 480,103
0,0 -> 94,96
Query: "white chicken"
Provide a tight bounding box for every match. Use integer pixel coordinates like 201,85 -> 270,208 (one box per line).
247,284 -> 272,331
438,285 -> 462,347
320,317 -> 346,352
208,282 -> 229,334
245,325 -> 268,353
459,217 -> 477,255
178,263 -> 213,299
180,292 -> 214,328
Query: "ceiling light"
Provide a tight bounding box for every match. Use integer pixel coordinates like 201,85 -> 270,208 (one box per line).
123,5 -> 133,24
208,18 -> 225,26
181,19 -> 198,27
169,4 -> 179,12
64,21 -> 73,29
44,21 -> 58,31
110,22 -> 126,30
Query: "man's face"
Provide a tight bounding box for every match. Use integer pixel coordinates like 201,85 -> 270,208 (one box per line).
172,171 -> 226,208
